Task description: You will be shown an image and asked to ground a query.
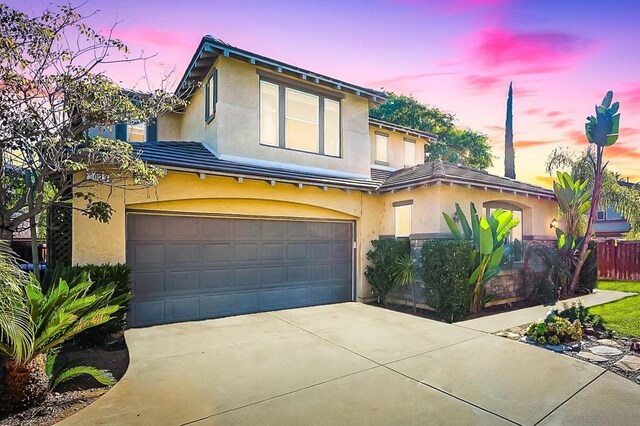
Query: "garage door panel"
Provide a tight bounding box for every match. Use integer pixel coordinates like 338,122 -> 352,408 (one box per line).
200,294 -> 231,317
167,270 -> 200,293
132,272 -> 165,296
167,243 -> 201,265
127,215 -> 353,327
203,220 -> 230,239
234,268 -> 259,289
201,270 -> 232,290
235,243 -> 260,262
128,215 -> 165,240
286,222 -> 308,238
133,299 -> 165,325
287,265 -> 309,283
287,243 -> 309,260
234,220 -> 260,238
232,292 -> 260,314
133,243 -> 165,266
262,221 -> 284,238
168,216 -> 203,240
204,243 -> 231,264
262,266 -> 285,286
262,243 -> 284,261
167,296 -> 199,320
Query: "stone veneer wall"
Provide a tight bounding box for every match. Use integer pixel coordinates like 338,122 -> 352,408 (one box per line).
392,238 -> 557,306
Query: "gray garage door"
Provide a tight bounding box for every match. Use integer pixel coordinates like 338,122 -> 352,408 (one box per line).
126,214 -> 354,327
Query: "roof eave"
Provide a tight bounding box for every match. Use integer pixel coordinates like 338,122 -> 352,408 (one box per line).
176,37 -> 387,104
378,176 -> 556,199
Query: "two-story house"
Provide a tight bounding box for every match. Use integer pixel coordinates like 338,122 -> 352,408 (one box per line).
73,36 -> 558,327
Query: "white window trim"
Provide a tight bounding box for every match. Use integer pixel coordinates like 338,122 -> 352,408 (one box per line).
285,87 -> 320,153
323,98 -> 341,157
260,80 -> 279,147
404,139 -> 416,167
376,133 -> 388,163
395,205 -> 412,237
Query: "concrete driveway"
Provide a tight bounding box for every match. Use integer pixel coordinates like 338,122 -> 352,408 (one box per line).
62,302 -> 639,425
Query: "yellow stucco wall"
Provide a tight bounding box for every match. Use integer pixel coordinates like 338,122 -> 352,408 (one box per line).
73,169 -> 557,302
72,170 -> 383,301
369,127 -> 428,169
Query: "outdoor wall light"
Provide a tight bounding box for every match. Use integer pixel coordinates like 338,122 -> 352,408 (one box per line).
550,218 -> 558,228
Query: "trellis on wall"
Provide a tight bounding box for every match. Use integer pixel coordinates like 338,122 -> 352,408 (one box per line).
47,203 -> 72,267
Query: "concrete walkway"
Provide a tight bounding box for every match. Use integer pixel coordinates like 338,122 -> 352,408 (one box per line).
457,289 -> 635,333
62,300 -> 639,426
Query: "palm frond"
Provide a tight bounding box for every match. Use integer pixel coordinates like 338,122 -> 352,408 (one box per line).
50,365 -> 115,390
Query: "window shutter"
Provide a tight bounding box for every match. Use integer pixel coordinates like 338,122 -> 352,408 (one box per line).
115,123 -> 127,141
213,68 -> 218,115
147,120 -> 157,141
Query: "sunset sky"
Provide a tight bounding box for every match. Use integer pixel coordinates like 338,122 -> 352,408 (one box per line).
11,0 -> 640,187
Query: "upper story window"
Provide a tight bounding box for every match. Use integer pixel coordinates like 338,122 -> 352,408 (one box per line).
404,139 -> 415,167
605,208 -> 623,220
395,204 -> 412,237
114,121 -> 156,142
259,77 -> 341,157
127,123 -> 147,142
375,133 -> 388,163
597,211 -> 606,221
205,69 -> 217,123
285,88 -> 319,153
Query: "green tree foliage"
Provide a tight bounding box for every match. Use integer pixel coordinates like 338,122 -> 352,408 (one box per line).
421,239 -> 473,323
546,147 -> 640,237
443,203 -> 519,313
504,82 -> 515,179
552,172 -> 592,239
0,3 -> 188,246
364,238 -> 410,305
370,93 -> 493,169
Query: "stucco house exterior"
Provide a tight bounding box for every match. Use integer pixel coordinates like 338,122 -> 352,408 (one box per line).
73,36 -> 558,327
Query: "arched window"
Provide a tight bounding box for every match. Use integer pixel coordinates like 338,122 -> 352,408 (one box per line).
483,201 -> 523,263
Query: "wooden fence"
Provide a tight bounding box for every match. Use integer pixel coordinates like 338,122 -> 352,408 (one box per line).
598,240 -> 640,281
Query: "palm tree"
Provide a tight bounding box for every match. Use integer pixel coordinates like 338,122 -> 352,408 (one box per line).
393,255 -> 419,312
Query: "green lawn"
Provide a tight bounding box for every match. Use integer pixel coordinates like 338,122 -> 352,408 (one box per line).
589,280 -> 640,338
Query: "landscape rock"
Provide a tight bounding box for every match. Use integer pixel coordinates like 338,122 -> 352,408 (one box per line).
576,351 -> 608,362
545,344 -> 564,353
596,338 -> 620,347
614,355 -> 640,372
589,345 -> 623,356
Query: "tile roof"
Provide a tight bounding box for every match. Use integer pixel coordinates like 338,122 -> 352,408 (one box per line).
379,160 -> 555,197
131,141 -> 380,191
131,141 -> 555,198
177,36 -> 386,104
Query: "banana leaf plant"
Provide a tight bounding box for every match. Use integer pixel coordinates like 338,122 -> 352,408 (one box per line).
443,202 -> 520,313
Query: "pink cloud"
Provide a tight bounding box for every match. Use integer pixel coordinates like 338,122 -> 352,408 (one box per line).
516,140 -> 558,149
392,0 -> 509,13
550,119 -> 572,129
524,108 -> 542,115
366,71 -> 459,90
463,28 -> 593,75
465,74 -> 502,91
546,111 -> 563,118
109,27 -> 196,50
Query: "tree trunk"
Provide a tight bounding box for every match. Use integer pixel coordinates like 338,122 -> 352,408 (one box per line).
4,354 -> 49,407
1,226 -> 13,242
569,146 -> 603,294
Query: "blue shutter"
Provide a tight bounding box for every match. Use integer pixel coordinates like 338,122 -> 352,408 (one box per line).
115,123 -> 127,141
204,79 -> 210,120
213,68 -> 218,115
147,119 -> 157,141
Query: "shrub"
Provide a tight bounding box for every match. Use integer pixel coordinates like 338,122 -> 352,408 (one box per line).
523,242 -> 569,305
558,299 -> 605,331
364,238 -> 410,305
43,263 -> 132,346
421,239 -> 473,323
525,311 -> 582,345
576,240 -> 598,294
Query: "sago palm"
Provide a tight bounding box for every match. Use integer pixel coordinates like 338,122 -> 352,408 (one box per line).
1,249 -> 120,406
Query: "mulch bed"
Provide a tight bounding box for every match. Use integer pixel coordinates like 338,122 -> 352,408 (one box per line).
495,326 -> 640,385
0,345 -> 129,426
